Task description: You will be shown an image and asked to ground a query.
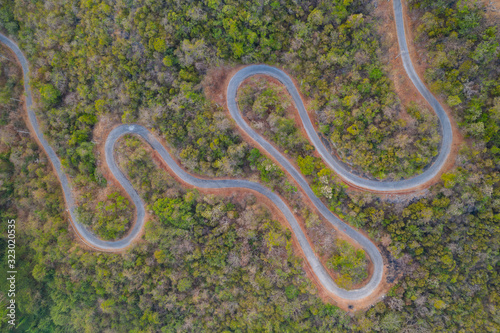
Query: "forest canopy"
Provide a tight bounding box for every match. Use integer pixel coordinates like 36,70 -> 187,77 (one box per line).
0,0 -> 498,332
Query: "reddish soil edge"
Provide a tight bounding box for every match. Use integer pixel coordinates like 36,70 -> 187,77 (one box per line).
482,0 -> 500,18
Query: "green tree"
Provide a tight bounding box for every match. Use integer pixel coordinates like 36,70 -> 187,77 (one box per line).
39,84 -> 60,107
297,155 -> 316,176
152,195 -> 196,229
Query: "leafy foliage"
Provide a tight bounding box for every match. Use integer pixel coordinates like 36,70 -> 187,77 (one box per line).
327,240 -> 368,289
152,195 -> 196,229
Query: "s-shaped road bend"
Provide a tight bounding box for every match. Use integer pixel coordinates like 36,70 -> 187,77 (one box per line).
0,0 -> 453,302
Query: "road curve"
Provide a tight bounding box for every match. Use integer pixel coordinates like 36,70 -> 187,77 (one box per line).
228,0 -> 453,193
0,0 -> 452,301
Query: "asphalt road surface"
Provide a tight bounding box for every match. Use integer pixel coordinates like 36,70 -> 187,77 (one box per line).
0,0 -> 453,301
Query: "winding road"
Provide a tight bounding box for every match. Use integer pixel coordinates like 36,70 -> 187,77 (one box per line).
0,0 -> 453,302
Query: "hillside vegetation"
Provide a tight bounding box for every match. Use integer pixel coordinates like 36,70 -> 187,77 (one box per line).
0,0 -> 498,332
